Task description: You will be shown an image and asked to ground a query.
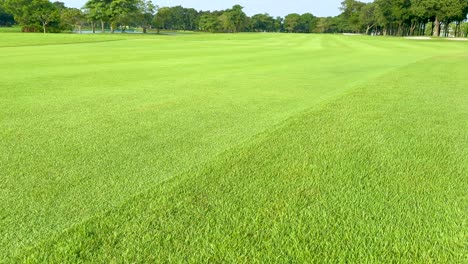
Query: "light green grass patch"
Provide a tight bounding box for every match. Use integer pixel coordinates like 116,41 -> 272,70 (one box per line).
1,33 -> 467,262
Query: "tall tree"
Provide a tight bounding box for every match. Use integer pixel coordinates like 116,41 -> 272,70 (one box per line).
184,8 -> 198,31
154,6 -> 171,32
228,5 -> 247,33
61,7 -> 85,33
340,0 -> 365,33
218,12 -> 233,32
461,21 -> 468,37
298,13 -> 317,33
109,0 -> 138,33
439,0 -> 468,36
284,13 -> 300,32
198,12 -> 219,32
84,0 -> 111,33
32,0 -> 59,33
135,0 -> 155,33
359,2 -> 379,35
251,13 -> 275,32
170,6 -> 185,30
274,16 -> 283,32
6,0 -> 61,33
4,0 -> 33,30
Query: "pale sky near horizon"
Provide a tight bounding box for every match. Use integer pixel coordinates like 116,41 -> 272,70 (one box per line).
60,0 -> 372,17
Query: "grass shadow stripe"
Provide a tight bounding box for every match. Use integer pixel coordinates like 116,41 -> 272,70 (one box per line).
10,52 -> 468,262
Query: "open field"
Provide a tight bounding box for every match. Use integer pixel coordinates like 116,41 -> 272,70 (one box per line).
1,33 -> 467,262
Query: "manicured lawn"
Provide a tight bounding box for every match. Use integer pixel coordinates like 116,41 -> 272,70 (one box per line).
0,26 -> 21,33
1,33 -> 466,262
0,32 -> 126,47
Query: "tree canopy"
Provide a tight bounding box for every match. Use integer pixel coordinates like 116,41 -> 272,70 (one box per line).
1,0 -> 467,36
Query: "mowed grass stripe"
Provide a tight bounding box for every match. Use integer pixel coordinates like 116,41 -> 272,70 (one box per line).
12,54 -> 468,263
1,34 -> 467,261
0,33 -> 129,47
1,34 -> 384,258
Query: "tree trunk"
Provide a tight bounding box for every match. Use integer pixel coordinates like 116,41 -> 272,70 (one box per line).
92,22 -> 95,33
366,25 -> 374,35
43,22 -> 46,34
101,20 -> 105,33
143,27 -> 147,34
410,22 -> 416,36
433,17 -> 440,37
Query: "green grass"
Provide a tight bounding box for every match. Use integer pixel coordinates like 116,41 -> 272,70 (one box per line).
1,33 -> 467,262
0,32 -> 128,47
0,26 -> 21,33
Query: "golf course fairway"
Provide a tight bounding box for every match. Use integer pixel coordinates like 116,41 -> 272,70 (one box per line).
0,33 -> 467,262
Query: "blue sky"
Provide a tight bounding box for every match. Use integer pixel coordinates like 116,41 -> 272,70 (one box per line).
61,0 -> 372,17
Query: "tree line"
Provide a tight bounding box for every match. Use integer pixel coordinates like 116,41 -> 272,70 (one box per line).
339,0 -> 468,37
1,0 -> 467,37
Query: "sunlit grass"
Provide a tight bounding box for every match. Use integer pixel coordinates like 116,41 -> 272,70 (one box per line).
1,33 -> 467,262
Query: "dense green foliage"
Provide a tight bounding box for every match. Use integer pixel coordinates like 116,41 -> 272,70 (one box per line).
1,33 -> 467,262
339,0 -> 468,36
2,0 -> 58,32
0,1 -> 14,26
1,0 -> 468,36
